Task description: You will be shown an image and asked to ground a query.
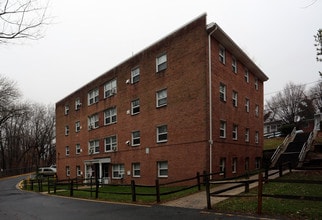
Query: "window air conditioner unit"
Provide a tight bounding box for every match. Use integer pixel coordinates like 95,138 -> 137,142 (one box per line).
89,148 -> 94,154
112,146 -> 117,151
111,88 -> 117,94
119,173 -> 124,179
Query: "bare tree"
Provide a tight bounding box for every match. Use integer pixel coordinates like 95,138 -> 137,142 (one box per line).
265,82 -> 307,125
309,81 -> 322,112
0,0 -> 49,43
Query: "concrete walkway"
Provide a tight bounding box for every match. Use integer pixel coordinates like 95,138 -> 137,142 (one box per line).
162,170 -> 287,209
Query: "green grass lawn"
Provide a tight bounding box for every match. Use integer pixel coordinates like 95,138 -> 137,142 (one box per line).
212,171 -> 322,219
42,183 -> 201,204
263,137 -> 284,150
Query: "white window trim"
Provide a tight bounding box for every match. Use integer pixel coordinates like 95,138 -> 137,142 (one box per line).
220,121 -> 226,138
244,69 -> 249,83
132,163 -> 140,177
131,99 -> 140,115
104,135 -> 117,152
232,124 -> 238,140
220,158 -> 226,175
65,126 -> 69,136
157,125 -> 168,143
131,67 -> 140,84
156,54 -> 167,72
75,121 -> 80,133
65,146 -> 70,156
232,57 -> 237,73
156,89 -> 167,107
220,83 -> 226,102
131,131 -> 140,146
232,158 -> 237,174
88,89 -> 99,105
66,166 -> 70,177
104,79 -> 117,98
245,98 -> 250,113
88,140 -> 99,154
158,161 -> 168,178
232,91 -> 238,107
104,107 -> 117,125
219,46 -> 226,64
64,105 -> 69,115
245,128 -> 250,143
112,164 -> 124,179
76,144 -> 81,155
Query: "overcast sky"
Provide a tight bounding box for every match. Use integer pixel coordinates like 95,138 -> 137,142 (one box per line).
1,0 -> 321,105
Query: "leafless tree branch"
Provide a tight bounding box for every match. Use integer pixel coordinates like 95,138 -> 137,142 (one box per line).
0,0 -> 50,43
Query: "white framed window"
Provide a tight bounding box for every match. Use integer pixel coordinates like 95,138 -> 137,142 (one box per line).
245,98 -> 250,113
255,77 -> 259,90
245,128 -> 250,142
132,163 -> 140,177
76,166 -> 81,177
255,157 -> 261,169
75,121 -> 80,133
105,135 -> 117,152
104,79 -> 117,98
156,89 -> 167,107
65,146 -> 70,156
255,131 -> 259,144
219,46 -> 225,64
76,144 -> 81,154
156,54 -> 167,72
64,105 -> 69,115
132,131 -> 140,146
88,88 -> 99,105
220,120 -> 226,138
232,57 -> 237,73
232,91 -> 238,107
131,99 -> 140,115
75,98 -> 81,110
232,157 -> 237,173
232,124 -> 238,140
65,125 -> 69,136
157,161 -> 168,178
88,114 -> 99,129
88,140 -> 99,154
220,158 -> 226,174
66,166 -> 70,177
112,164 -> 124,179
245,157 -> 249,171
220,83 -> 226,101
131,67 -> 140,84
255,104 -> 259,117
104,107 -> 117,125
244,69 -> 249,83
157,125 -> 168,143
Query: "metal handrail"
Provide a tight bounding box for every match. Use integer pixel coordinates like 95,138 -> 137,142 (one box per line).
270,127 -> 297,168
298,130 -> 317,167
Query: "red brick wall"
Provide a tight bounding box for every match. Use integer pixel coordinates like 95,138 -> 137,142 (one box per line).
56,14 -> 266,185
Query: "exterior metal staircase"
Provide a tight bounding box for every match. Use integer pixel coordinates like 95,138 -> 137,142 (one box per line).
270,128 -> 312,168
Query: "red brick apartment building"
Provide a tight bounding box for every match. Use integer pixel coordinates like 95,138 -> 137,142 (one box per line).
55,14 -> 268,185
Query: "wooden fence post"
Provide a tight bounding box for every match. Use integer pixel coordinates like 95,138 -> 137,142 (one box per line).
54,179 -> 57,194
197,172 -> 201,191
95,179 -> 99,199
205,173 -> 211,209
279,164 -> 283,177
70,179 -> 74,197
155,179 -> 160,203
257,172 -> 263,215
131,180 -> 136,202
47,177 -> 50,194
245,181 -> 249,193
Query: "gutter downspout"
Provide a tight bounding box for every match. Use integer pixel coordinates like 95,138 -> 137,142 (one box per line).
208,25 -> 217,179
